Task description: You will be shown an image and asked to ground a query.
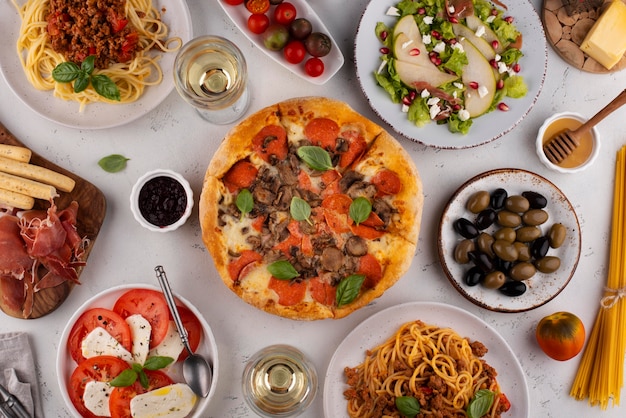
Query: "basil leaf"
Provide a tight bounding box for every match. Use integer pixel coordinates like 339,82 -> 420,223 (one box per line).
131,363 -> 143,373
51,62 -> 81,82
297,146 -> 334,171
81,55 -> 95,74
143,356 -> 174,371
236,189 -> 254,220
290,196 -> 312,225
73,73 -> 90,93
98,154 -> 130,173
349,197 -> 372,225
396,396 -> 420,417
92,74 -> 121,101
467,389 -> 495,418
336,274 -> 365,307
109,369 -> 137,387
138,370 -> 150,389
268,260 -> 299,280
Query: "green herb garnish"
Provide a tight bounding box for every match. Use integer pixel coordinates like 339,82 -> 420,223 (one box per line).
336,274 -> 365,307
267,260 -> 299,280
395,396 -> 420,417
110,356 -> 174,389
236,189 -> 254,220
466,389 -> 495,418
349,196 -> 372,225
98,154 -> 129,173
297,146 -> 334,171
290,196 -> 312,225
52,56 -> 120,101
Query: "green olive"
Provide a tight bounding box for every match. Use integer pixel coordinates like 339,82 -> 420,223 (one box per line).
482,271 -> 506,289
492,239 -> 519,262
516,226 -> 542,242
494,227 -> 516,243
535,256 -> 561,273
466,190 -> 490,214
510,262 -> 536,281
497,210 -> 522,228
522,209 -> 549,226
476,232 -> 495,257
505,195 -> 530,213
513,242 -> 531,261
454,239 -> 475,264
549,223 -> 567,248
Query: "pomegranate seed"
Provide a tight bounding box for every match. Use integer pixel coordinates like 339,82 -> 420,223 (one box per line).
409,91 -> 417,100
512,63 -> 521,72
429,51 -> 437,58
431,30 -> 441,40
504,16 -> 514,23
402,96 -> 413,106
469,81 -> 479,89
453,104 -> 462,111
380,31 -> 388,41
449,16 -> 459,23
449,38 -> 457,45
489,59 -> 499,69
409,48 -> 421,56
418,7 -> 426,14
430,56 -> 442,65
491,8 -> 498,16
491,40 -> 499,50
496,79 -> 504,89
498,103 -> 509,111
380,47 -> 390,54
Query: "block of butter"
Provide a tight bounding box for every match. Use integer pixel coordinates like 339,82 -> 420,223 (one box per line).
580,0 -> 626,70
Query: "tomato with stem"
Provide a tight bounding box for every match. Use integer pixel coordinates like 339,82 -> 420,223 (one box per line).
247,13 -> 270,34
304,57 -> 324,77
274,2 -> 297,25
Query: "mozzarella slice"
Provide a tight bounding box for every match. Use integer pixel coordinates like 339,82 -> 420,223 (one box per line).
126,314 -> 152,365
130,383 -> 197,418
83,380 -> 113,417
81,327 -> 133,363
148,321 -> 184,361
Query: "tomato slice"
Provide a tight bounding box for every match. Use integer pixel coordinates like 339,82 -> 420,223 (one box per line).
109,370 -> 174,418
68,356 -> 130,418
245,0 -> 270,14
67,308 -> 133,364
174,303 -> 203,361
113,289 -> 170,348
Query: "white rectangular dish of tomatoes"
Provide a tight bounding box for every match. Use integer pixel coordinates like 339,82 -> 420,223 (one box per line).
219,0 -> 344,85
56,284 -> 218,418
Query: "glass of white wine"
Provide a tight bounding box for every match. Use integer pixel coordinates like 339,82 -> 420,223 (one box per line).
174,35 -> 250,124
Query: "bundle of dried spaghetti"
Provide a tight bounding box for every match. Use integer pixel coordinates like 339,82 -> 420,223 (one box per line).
343,320 -> 508,418
571,145 -> 626,408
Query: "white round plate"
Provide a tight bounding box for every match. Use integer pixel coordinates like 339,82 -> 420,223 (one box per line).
354,0 -> 547,148
56,284 -> 218,417
438,168 -> 581,312
0,0 -> 192,129
218,0 -> 344,85
323,301 -> 530,418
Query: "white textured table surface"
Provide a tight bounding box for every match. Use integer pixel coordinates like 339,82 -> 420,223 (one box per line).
1,0 -> 626,417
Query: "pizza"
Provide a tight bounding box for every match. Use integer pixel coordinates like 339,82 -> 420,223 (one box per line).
199,97 -> 423,320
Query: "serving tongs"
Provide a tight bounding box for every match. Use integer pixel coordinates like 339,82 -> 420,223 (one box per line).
0,383 -> 30,418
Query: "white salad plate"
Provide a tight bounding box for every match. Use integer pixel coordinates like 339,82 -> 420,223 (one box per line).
354,0 -> 547,148
323,301 -> 530,418
56,284 -> 219,417
438,168 -> 581,312
218,0 -> 344,85
0,0 -> 192,129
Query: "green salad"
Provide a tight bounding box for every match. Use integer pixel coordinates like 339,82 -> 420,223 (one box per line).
374,0 -> 528,135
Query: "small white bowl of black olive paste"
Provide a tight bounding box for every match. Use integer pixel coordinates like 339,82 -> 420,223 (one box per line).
130,169 -> 194,232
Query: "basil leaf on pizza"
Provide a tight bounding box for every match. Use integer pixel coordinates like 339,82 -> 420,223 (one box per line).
200,98 -> 423,320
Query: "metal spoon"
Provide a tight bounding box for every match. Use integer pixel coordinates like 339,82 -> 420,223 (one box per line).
155,265 -> 212,398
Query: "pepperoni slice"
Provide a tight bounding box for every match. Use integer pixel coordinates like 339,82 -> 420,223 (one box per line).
321,194 -> 352,214
371,169 -> 402,196
338,130 -> 367,168
297,170 -> 318,193
358,254 -> 383,288
309,277 -> 336,306
268,277 -> 307,306
252,125 -> 289,163
361,211 -> 385,228
223,160 -> 258,192
351,223 -> 385,240
304,118 -> 340,150
228,250 -> 262,281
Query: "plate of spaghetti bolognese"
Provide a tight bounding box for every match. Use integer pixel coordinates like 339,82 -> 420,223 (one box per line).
324,302 -> 529,418
0,0 -> 192,129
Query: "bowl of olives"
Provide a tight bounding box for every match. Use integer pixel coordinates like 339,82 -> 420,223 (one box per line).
437,168 -> 581,313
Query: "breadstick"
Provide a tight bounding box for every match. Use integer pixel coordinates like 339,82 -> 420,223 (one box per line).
0,188 -> 35,210
0,171 -> 58,200
0,144 -> 32,162
0,155 -> 75,192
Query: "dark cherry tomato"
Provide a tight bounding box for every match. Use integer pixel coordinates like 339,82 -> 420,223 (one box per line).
274,2 -> 297,25
223,0 -> 244,4
304,57 -> 324,77
269,0 -> 283,4
245,0 -> 270,14
289,17 -> 312,40
247,13 -> 270,34
284,40 -> 306,64
304,32 -> 332,57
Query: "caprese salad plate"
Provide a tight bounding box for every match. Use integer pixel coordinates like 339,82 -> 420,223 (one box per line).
56,284 -> 218,418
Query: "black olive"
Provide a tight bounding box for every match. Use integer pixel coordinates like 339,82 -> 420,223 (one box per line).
453,218 -> 479,239
490,188 -> 508,210
475,208 -> 496,230
531,236 -> 550,259
522,191 -> 548,209
499,280 -> 527,297
468,250 -> 494,273
493,257 -> 513,274
464,266 -> 484,286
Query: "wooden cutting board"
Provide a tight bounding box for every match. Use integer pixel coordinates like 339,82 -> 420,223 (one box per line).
0,122 -> 106,319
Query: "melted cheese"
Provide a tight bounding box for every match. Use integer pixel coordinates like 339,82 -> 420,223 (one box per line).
580,0 -> 626,70
130,383 -> 196,418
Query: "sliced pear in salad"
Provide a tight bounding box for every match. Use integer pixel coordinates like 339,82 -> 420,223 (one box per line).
395,59 -> 458,88
393,15 -> 421,41
393,32 -> 433,67
465,15 -> 506,54
452,23 -> 496,61
459,38 -> 496,117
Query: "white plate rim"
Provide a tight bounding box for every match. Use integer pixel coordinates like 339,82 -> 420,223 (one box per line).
55,283 -> 219,417
0,0 -> 193,130
323,301 -> 530,418
218,0 -> 344,85
437,168 -> 582,313
354,0 -> 547,148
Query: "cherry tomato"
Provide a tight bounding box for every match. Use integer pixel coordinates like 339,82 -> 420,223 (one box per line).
67,308 -> 133,364
113,289 -> 170,348
245,0 -> 270,14
247,13 -> 270,34
68,356 -> 130,418
274,2 -> 297,25
536,311 -> 585,361
223,0 -> 244,4
283,40 -> 306,64
304,57 -> 324,77
262,23 -> 289,51
174,303 -> 203,361
109,370 -> 174,418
